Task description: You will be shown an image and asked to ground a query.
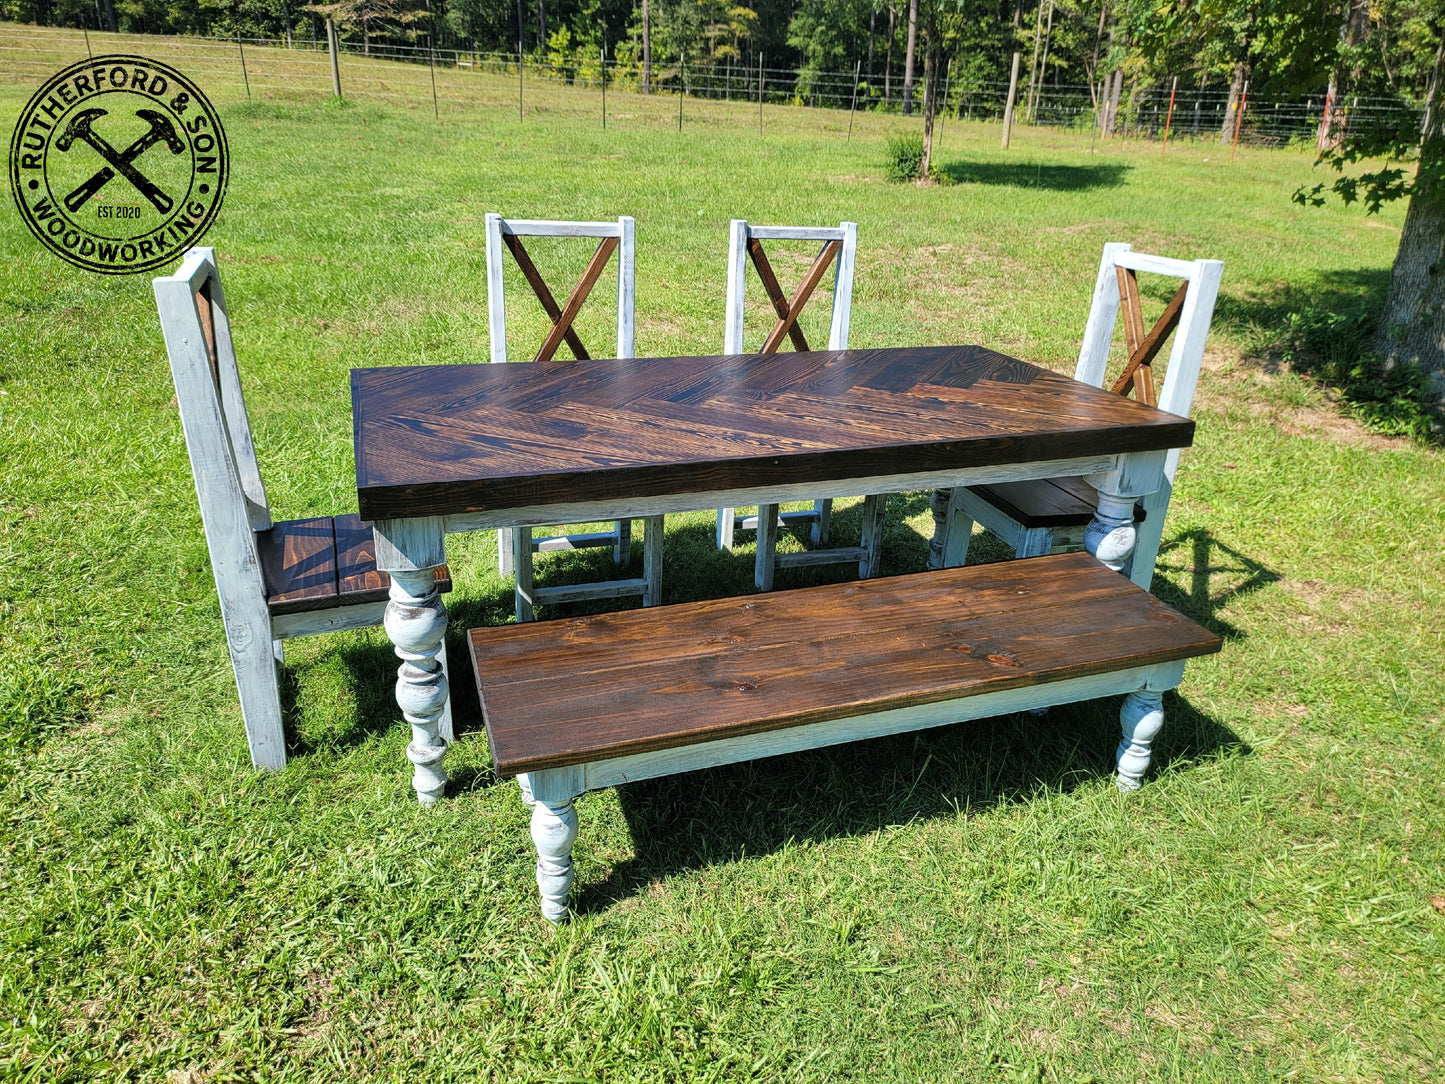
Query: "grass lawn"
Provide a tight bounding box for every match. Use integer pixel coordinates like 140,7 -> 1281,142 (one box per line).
2,29 -> 1443,1083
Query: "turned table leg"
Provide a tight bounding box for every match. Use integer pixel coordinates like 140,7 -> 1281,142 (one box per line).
1084,452 -> 1169,789
374,517 -> 449,805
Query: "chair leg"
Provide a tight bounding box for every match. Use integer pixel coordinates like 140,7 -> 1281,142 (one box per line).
642,515 -> 664,606
230,621 -> 288,770
930,488 -> 974,570
513,526 -> 535,623
497,527 -> 514,576
716,507 -> 736,551
614,519 -> 632,565
755,503 -> 779,591
1016,527 -> 1055,558
858,493 -> 887,577
811,498 -> 833,546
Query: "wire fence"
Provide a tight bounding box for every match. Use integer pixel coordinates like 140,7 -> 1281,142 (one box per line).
1,22 -> 1424,148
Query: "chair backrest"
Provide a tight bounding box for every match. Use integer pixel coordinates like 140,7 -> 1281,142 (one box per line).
724,220 -> 858,354
1074,243 -> 1224,479
153,247 -> 272,610
484,215 -> 636,364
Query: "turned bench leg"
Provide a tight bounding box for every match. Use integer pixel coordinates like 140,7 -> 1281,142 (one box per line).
521,767 -> 585,922
1116,690 -> 1164,790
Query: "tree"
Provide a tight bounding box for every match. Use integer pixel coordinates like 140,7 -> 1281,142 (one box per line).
1295,7 -> 1445,409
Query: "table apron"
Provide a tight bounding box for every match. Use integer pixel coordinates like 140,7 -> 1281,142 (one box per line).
439,453 -> 1124,533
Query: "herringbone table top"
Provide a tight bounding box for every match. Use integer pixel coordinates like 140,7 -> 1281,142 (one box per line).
352,345 -> 1194,521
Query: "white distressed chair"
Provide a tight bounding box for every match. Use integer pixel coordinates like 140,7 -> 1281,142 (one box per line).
153,247 -> 454,771
930,243 -> 1224,589
714,220 -> 882,590
484,213 -> 662,622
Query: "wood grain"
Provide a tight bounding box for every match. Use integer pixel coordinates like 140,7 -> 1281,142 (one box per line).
468,552 -> 1222,775
353,345 -> 1195,522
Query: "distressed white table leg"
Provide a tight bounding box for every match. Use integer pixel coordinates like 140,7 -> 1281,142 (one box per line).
1084,450 -> 1166,573
755,503 -> 780,591
374,517 -> 449,805
1116,690 -> 1165,790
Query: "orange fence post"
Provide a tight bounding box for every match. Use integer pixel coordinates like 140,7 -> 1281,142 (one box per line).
1160,76 -> 1177,157
1231,79 -> 1248,162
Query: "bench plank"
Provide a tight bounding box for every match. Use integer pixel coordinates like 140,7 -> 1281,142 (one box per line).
469,552 -> 1221,776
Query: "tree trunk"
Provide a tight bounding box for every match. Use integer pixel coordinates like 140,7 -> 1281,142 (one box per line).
536,0 -> 546,45
642,0 -> 651,92
1375,36 -> 1445,404
902,0 -> 917,115
1219,61 -> 1247,143
920,44 -> 935,177
1320,0 -> 1369,150
98,0 -> 116,33
1032,0 -> 1055,122
884,4 -> 894,106
867,7 -> 876,83
1024,0 -> 1043,121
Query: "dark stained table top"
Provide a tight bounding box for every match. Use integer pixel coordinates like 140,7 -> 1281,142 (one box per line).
352,345 -> 1195,522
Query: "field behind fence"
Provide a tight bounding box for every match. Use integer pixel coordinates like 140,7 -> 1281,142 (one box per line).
1,21 -> 1424,148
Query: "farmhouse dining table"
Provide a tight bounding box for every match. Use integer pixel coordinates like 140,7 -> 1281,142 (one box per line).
351,344 -> 1195,804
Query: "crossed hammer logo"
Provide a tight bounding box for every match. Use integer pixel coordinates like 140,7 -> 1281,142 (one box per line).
55,107 -> 185,214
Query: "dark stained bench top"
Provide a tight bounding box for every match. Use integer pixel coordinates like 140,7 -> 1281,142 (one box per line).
353,346 -> 1195,521
468,552 -> 1221,776
970,475 -> 1144,529
258,513 -> 452,616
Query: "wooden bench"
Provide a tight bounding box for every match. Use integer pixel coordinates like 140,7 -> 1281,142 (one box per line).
468,552 -> 1221,921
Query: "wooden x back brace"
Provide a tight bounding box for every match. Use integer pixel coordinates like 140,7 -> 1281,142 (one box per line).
717,221 -> 872,588
483,215 -> 635,366
482,215 -> 655,621
1110,264 -> 1190,408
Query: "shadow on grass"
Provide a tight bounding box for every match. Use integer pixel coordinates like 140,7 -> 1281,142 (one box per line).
576,691 -> 1244,916
1211,266 -> 1441,442
937,159 -> 1131,190
1150,527 -> 1280,642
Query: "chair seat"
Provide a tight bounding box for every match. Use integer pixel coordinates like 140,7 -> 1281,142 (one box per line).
969,476 -> 1145,530
258,513 -> 452,616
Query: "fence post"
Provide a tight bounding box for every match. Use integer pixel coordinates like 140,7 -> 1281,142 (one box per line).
679,57 -> 685,131
758,54 -> 764,134
238,33 -> 251,100
1160,76 -> 1176,157
601,43 -> 607,129
327,18 -> 341,98
1001,50 -> 1021,149
1230,79 -> 1248,161
847,59 -> 860,140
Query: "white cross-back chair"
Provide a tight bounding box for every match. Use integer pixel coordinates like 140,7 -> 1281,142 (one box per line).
930,243 -> 1224,589
714,219 -> 883,590
153,247 -> 454,770
484,213 -> 662,622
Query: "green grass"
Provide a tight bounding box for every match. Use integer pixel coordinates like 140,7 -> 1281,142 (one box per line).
2,30 -> 1444,1083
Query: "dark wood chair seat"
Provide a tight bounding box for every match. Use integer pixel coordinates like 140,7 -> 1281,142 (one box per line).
970,476 -> 1146,530
258,513 -> 452,616
469,551 -> 1220,777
